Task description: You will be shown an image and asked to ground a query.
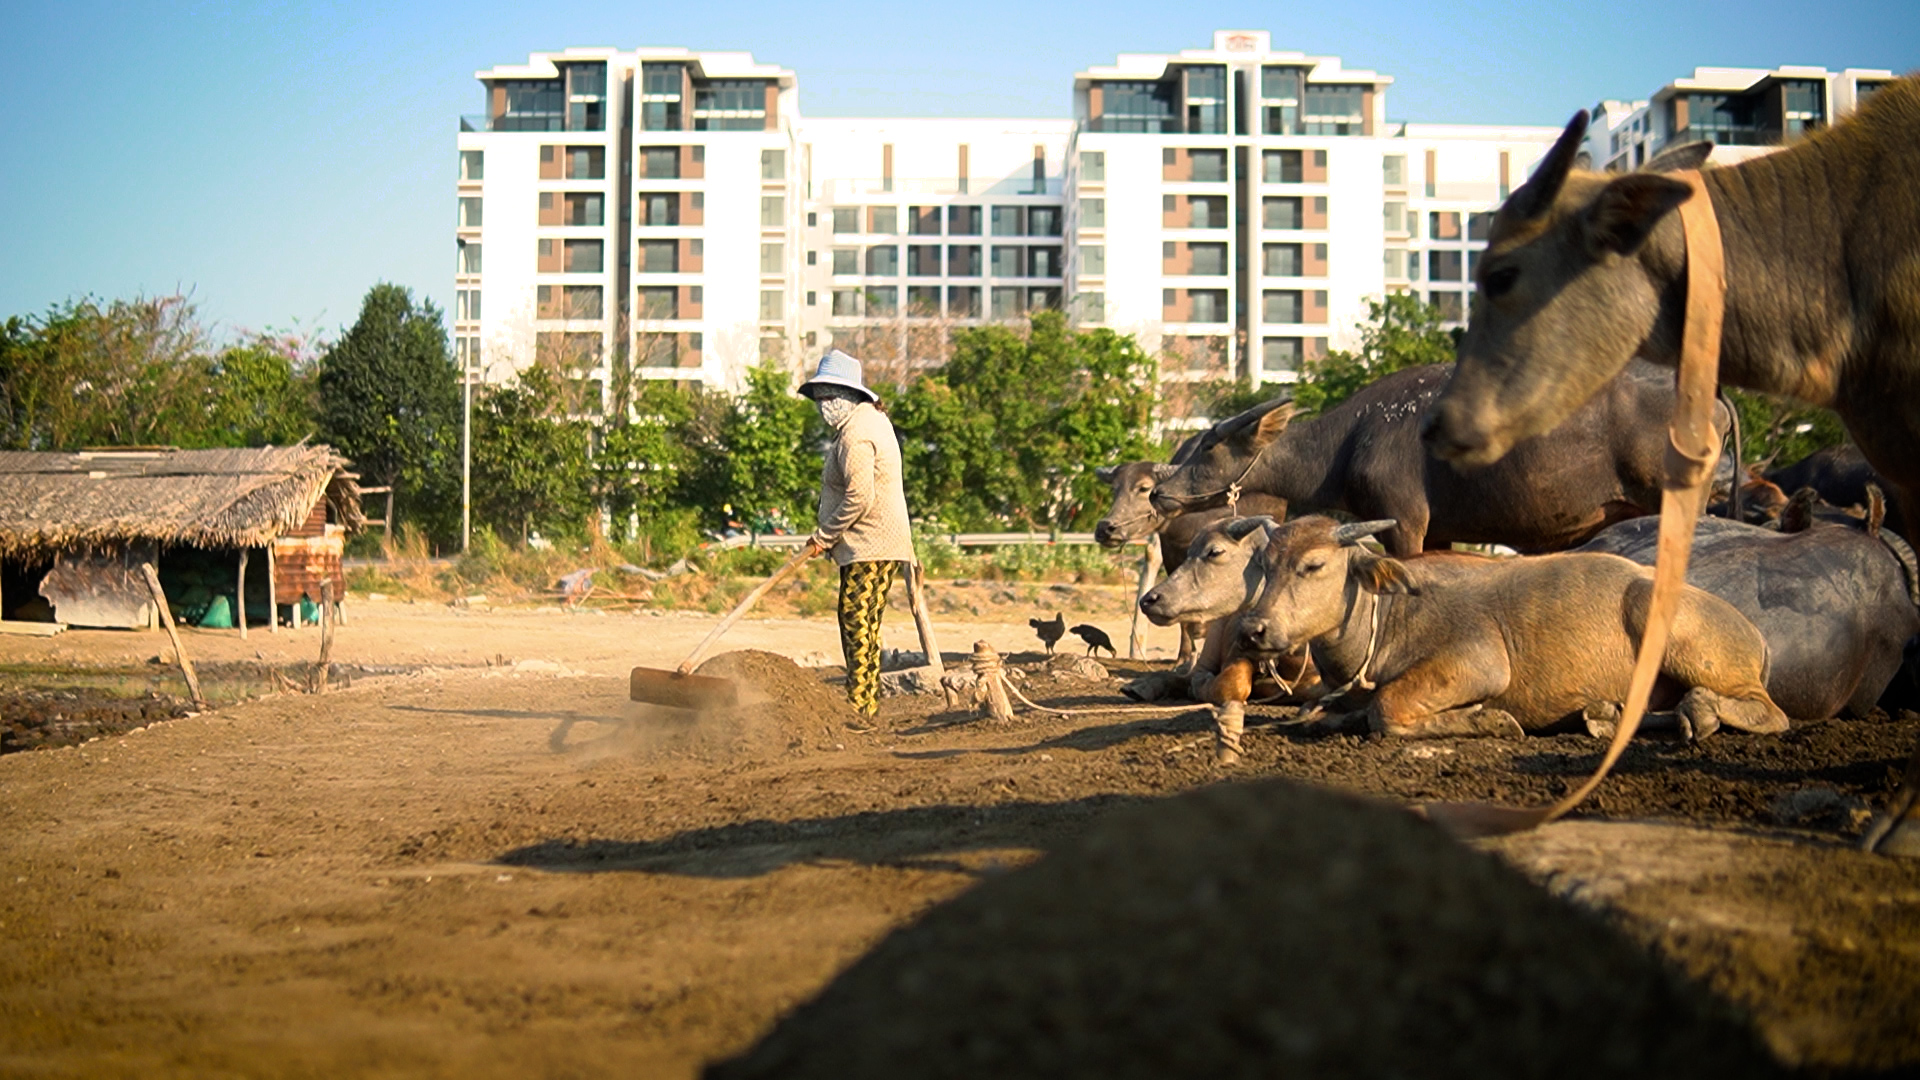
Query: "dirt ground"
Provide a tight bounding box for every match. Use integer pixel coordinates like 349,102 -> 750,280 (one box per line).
1,599 -> 1918,1077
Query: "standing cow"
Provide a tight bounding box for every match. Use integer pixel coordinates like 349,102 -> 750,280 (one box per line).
1149,361 -> 1723,559
1419,77 -> 1920,855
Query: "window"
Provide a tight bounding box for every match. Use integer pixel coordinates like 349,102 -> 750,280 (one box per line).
760,149 -> 785,180
1189,242 -> 1227,276
806,250 -> 817,266
991,206 -> 1023,236
948,245 -> 982,277
1188,149 -> 1228,182
1263,337 -> 1303,376
1468,212 -> 1495,241
1080,151 -> 1105,182
1469,249 -> 1483,278
869,206 -> 898,234
866,246 -> 899,276
1260,65 -> 1304,135
1264,290 -> 1304,323
1264,197 -> 1303,230
455,289 -> 481,321
1383,248 -> 1409,280
1261,66 -> 1302,100
1096,80 -> 1177,132
1189,289 -> 1227,323
1078,291 -> 1104,322
1189,196 -> 1227,229
760,290 -> 784,320
991,286 -> 1024,319
1184,66 -> 1227,133
459,150 -> 484,181
458,196 -> 483,228
565,146 -> 605,179
1428,250 -> 1464,281
454,336 -> 478,368
948,205 -> 982,235
991,245 -> 1022,277
535,331 -> 603,369
833,207 -> 860,233
498,78 -> 564,131
694,79 -> 770,130
559,285 -> 602,319
908,285 -> 941,316
1429,211 -> 1461,240
760,242 -> 784,274
1080,198 -> 1104,229
1028,246 -> 1062,278
458,243 -> 482,274
636,287 -> 677,319
1303,84 -> 1366,136
908,245 -> 941,276
807,212 -> 817,227
949,286 -> 981,318
565,192 -> 603,226
564,239 -> 603,273
833,249 -> 859,275
1028,287 -> 1061,311
832,289 -> 862,316
1027,207 -> 1062,236
1382,154 -> 1406,186
866,286 -> 898,316
639,240 -> 677,272
639,193 -> 677,226
1430,291 -> 1464,322
1080,245 -> 1105,276
1263,150 -> 1302,184
641,146 -> 679,179
908,206 -> 942,235
1265,243 -> 1303,277
761,195 -> 785,227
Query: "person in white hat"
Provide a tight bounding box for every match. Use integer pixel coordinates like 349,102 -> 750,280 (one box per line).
799,349 -> 915,716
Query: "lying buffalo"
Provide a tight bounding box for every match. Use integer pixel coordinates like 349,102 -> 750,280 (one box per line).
1418,75 -> 1920,854
1149,361 -> 1721,558
1094,459 -> 1288,666
1135,515 -> 1314,763
1234,516 -> 1788,740
1577,508 -> 1920,720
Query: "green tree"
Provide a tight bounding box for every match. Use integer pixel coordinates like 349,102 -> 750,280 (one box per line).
712,362 -> 823,531
0,295 -> 212,450
1725,389 -> 1849,470
471,365 -> 592,542
1291,292 -> 1454,415
317,284 -> 459,539
194,333 -> 320,448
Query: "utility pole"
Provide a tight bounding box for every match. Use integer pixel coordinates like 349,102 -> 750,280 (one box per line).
462,359 -> 473,553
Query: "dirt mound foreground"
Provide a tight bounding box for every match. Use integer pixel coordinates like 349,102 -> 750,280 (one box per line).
709,779 -> 1778,1079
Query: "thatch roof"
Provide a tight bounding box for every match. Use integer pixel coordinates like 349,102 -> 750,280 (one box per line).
0,445 -> 363,558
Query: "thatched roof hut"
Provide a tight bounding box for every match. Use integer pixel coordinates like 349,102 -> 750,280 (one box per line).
0,446 -> 363,630
0,445 -> 361,559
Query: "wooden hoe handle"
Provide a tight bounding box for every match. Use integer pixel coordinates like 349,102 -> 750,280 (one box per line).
675,548 -> 816,675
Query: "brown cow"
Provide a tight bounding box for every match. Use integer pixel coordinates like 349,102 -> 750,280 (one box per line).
1233,517 -> 1788,741
1421,76 -> 1920,855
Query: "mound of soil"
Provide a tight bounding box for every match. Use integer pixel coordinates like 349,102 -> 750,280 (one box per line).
0,688 -> 195,754
621,650 -> 862,764
709,779 -> 1779,1080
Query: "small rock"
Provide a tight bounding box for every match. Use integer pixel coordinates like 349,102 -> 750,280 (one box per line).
880,666 -> 944,697
880,648 -> 928,671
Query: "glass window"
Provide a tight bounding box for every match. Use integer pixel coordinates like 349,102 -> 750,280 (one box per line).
1260,66 -> 1302,101
949,285 -> 981,318
639,193 -> 676,226
990,286 -> 1024,319
1189,196 -> 1227,229
908,245 -> 942,276
640,240 -> 677,272
456,289 -> 481,321
1080,198 -> 1104,229
870,206 -> 899,234
1263,150 -> 1302,184
566,146 -> 605,179
1028,246 -> 1062,278
1428,250 -> 1464,281
908,206 -> 942,235
760,149 -> 785,180
865,286 -> 898,316
833,207 -> 860,233
1383,201 -> 1408,234
866,245 -> 899,276
1027,207 -> 1062,236
1265,243 -> 1303,277
636,287 -> 677,319
991,245 -> 1022,277
759,290 -> 784,320
1303,84 -> 1366,136
458,196 -> 483,228
1383,248 -> 1408,280
1263,197 -> 1302,230
1078,291 -> 1104,322
761,196 -> 785,227
1468,212 -> 1495,241
1188,149 -> 1228,182
1382,155 -> 1406,186
1096,80 -> 1177,132
1262,337 -> 1303,376
564,239 -> 603,273
947,245 -> 981,277
499,79 -> 564,131
1429,212 -> 1461,240
908,285 -> 941,316
458,243 -> 482,274
1028,287 -> 1061,311
1264,290 -> 1304,323
1430,291 -> 1464,322
832,289 -> 862,316
991,206 -> 1023,236
1189,289 -> 1227,323
947,205 -> 982,235
459,150 -> 484,181
565,192 -> 603,226
1079,151 -> 1105,182
832,248 -> 859,275
565,285 -> 602,319
641,146 -> 679,179
1189,242 -> 1228,276
1080,245 -> 1104,276
760,242 -> 784,274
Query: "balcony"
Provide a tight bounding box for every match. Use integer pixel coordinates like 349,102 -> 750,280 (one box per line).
819,177 -> 1062,199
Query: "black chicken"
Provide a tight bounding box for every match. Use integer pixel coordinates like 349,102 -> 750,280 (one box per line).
1029,612 -> 1067,655
1069,624 -> 1116,657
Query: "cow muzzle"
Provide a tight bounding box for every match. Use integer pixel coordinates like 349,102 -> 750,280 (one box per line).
1237,617 -> 1287,655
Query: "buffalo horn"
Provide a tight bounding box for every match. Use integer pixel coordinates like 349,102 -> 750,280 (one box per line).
1332,520 -> 1398,545
1151,463 -> 1179,480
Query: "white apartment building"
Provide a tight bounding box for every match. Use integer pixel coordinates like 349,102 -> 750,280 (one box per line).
462,35 -> 1883,405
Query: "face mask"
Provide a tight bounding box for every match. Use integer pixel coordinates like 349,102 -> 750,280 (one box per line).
818,396 -> 858,428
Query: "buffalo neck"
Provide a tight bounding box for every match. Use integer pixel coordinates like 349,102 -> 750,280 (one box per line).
1307,577 -> 1384,687
1242,411 -> 1353,510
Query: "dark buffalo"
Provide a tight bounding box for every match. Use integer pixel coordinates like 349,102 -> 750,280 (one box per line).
1149,361 -> 1720,558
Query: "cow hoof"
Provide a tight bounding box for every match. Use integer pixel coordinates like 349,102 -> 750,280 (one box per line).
1583,702 -> 1622,739
1480,709 -> 1526,739
1865,809 -> 1920,858
1676,692 -> 1724,743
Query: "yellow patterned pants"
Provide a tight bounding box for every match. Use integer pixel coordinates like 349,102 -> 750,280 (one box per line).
838,560 -> 898,716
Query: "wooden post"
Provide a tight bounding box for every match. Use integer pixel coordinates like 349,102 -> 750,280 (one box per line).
236,549 -> 248,640
905,560 -> 944,676
266,543 -> 278,634
971,641 -> 1015,723
310,581 -> 334,693
140,563 -> 206,709
1129,533 -> 1162,659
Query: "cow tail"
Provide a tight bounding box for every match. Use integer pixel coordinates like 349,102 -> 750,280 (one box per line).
1878,528 -> 1920,609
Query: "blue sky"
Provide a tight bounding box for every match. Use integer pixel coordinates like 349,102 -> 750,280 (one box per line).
0,0 -> 1912,343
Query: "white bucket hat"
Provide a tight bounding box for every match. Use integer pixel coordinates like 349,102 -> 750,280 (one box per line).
798,349 -> 880,403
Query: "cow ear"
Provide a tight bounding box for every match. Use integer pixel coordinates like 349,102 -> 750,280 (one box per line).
1094,465 -> 1118,484
1246,401 -> 1296,450
1170,430 -> 1205,465
1151,462 -> 1179,480
1223,515 -> 1276,542
1643,140 -> 1712,174
1583,173 -> 1693,257
1352,552 -> 1419,596
1506,110 -> 1588,221
1866,483 -> 1886,538
1780,487 -> 1820,534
